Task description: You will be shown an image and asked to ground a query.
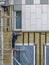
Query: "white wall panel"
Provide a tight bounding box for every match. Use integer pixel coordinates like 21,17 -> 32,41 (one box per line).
42,5 -> 48,13
25,19 -> 30,25
36,25 -> 41,31
22,0 -> 25,4
34,0 -> 40,4
42,24 -> 48,31
31,5 -> 36,13
22,5 -> 26,31
36,19 -> 41,30
35,5 -> 41,19
47,19 -> 49,30
31,25 -> 36,31
36,19 -> 41,24
31,13 -> 36,24
48,5 -> 49,18
22,5 -> 48,31
42,14 -> 47,24
25,25 -> 31,31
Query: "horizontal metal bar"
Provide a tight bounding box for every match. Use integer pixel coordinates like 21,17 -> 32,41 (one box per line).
0,49 -> 24,51
0,16 -> 16,18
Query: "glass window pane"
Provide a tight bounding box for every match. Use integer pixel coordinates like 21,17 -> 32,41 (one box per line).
25,0 -> 33,5
16,11 -> 22,29
40,0 -> 48,4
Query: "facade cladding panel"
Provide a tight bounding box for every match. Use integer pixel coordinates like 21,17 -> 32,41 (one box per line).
40,0 -> 48,4
14,0 -> 22,4
0,0 -> 5,1
22,5 -> 49,31
14,5 -> 22,11
25,0 -> 33,5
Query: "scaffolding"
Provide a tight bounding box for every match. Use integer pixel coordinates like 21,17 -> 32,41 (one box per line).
0,15 -> 16,65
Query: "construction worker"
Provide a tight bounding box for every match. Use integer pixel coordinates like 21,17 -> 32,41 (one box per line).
12,31 -> 21,49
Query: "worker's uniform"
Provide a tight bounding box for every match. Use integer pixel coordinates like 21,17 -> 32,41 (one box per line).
12,33 -> 19,48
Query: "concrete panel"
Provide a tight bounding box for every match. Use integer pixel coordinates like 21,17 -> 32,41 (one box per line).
0,0 -> 5,1
22,0 -> 25,4
22,5 -> 49,31
25,0 -> 33,5
34,0 -> 40,4
35,5 -> 41,19
14,0 -> 22,4
40,0 -> 48,4
42,14 -> 47,24
14,5 -> 22,11
42,5 -> 48,13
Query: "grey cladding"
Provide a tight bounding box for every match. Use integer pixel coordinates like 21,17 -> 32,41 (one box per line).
25,0 -> 33,5
0,0 -> 5,1
14,5 -> 22,11
14,0 -> 22,4
40,0 -> 48,4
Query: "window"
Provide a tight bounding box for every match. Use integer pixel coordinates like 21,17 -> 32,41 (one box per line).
16,11 -> 22,29
40,0 -> 48,4
25,0 -> 33,5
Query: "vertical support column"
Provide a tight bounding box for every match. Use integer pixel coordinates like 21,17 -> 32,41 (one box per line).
46,33 -> 49,43
11,50 -> 13,65
10,6 -> 12,31
34,32 -> 35,44
24,32 -> 28,45
39,33 -> 41,65
45,32 -> 47,44
11,6 -> 15,30
41,32 -> 45,65
35,33 -> 39,65
1,8 -> 4,65
28,32 -> 29,45
23,32 -> 24,45
12,6 -> 16,30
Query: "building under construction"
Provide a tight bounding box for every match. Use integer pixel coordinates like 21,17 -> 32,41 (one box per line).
0,0 -> 49,65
